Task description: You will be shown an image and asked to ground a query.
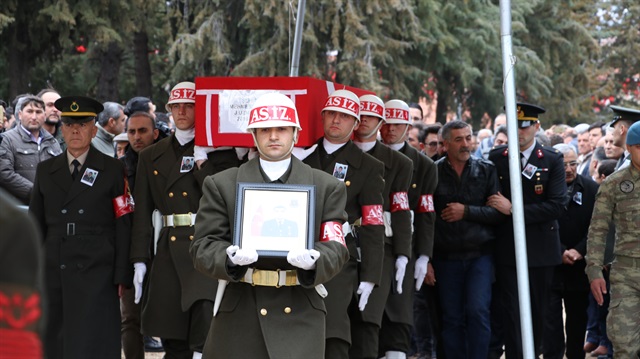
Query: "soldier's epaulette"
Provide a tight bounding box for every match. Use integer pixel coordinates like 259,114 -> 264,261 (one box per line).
539,145 -> 561,156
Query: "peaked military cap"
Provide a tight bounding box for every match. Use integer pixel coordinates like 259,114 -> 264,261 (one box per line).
609,105 -> 640,127
55,96 -> 104,124
515,102 -> 545,128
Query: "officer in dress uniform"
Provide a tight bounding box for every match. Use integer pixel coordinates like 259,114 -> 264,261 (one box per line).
487,102 -> 567,358
191,92 -> 350,358
30,96 -> 134,359
350,94 -> 414,359
586,120 -> 640,358
379,99 -> 437,359
130,81 -> 241,359
295,89 -> 386,358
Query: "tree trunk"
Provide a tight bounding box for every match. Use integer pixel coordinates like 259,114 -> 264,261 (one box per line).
133,31 -> 153,98
8,21 -> 33,100
96,42 -> 123,102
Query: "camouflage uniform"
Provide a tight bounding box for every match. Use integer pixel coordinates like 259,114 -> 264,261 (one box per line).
586,164 -> 640,358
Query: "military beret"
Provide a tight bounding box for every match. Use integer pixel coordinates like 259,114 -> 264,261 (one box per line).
55,96 -> 104,124
626,121 -> 640,146
609,105 -> 640,127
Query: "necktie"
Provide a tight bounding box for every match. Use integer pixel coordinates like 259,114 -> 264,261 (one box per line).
520,153 -> 526,169
71,160 -> 80,180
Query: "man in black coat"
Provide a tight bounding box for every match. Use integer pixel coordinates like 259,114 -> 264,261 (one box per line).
487,103 -> 567,358
542,144 -> 598,359
30,96 -> 133,359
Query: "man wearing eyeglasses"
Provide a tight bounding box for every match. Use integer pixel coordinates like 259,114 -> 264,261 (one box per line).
542,144 -> 599,359
422,124 -> 442,161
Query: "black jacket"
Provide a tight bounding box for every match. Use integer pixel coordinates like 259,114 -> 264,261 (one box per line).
433,155 -> 505,260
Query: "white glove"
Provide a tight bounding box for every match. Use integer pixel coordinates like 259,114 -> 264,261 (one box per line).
287,248 -> 321,270
395,255 -> 408,294
357,281 -> 375,311
226,245 -> 259,267
291,144 -> 319,161
414,255 -> 430,291
194,145 -> 215,161
133,262 -> 146,304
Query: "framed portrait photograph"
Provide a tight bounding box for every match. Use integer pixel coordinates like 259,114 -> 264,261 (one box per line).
233,182 -> 316,258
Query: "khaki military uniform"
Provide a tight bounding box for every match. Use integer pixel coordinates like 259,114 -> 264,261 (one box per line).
191,157 -> 350,359
130,135 -> 240,341
350,141 -> 413,358
586,164 -> 640,357
302,139 -> 385,354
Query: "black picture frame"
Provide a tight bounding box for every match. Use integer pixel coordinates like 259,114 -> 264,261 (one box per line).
233,182 -> 315,258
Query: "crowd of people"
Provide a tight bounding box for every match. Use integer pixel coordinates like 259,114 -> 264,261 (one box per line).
1,84 -> 639,359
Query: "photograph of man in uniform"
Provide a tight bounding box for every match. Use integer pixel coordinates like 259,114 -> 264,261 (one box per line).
261,204 -> 299,237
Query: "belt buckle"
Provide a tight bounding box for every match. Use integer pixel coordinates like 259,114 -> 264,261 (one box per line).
67,223 -> 75,236
253,269 -> 280,287
173,213 -> 193,227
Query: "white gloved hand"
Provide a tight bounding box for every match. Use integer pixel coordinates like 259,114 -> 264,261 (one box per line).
357,281 -> 375,311
287,248 -> 321,270
133,262 -> 146,304
291,144 -> 318,161
414,255 -> 430,291
194,145 -> 216,161
226,245 -> 259,267
395,255 -> 408,294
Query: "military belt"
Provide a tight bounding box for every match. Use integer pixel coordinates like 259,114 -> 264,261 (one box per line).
614,255 -> 640,269
162,213 -> 196,227
51,223 -> 115,236
241,268 -> 299,287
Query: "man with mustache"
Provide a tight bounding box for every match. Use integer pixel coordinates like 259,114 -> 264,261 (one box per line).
432,120 -> 504,357
37,88 -> 66,150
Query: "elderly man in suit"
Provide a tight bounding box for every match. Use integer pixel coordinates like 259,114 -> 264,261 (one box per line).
191,92 -> 349,358
30,96 -> 133,359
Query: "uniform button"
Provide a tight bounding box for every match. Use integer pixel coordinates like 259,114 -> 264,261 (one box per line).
345,181 -> 351,187
61,209 -> 67,214
260,308 -> 267,316
168,192 -> 174,198
182,192 -> 188,197
60,264 -> 66,270
170,236 -> 177,242
189,235 -> 194,241
284,307 -> 292,314
153,170 -> 158,175
412,183 -> 417,188
78,209 -> 84,214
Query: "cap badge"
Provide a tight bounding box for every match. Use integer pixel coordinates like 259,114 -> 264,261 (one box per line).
70,102 -> 80,112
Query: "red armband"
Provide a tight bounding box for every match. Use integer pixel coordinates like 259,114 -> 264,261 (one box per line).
361,204 -> 384,225
416,194 -> 435,213
320,221 -> 346,246
113,177 -> 134,218
390,191 -> 410,212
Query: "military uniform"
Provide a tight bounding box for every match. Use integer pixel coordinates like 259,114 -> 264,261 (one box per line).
30,146 -> 132,359
376,142 -> 436,355
191,157 -> 350,358
302,139 -> 385,356
350,140 -> 413,358
130,135 -> 240,342
489,142 -> 567,358
586,164 -> 640,357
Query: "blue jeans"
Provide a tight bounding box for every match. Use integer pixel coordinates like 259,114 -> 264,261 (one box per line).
433,254 -> 493,359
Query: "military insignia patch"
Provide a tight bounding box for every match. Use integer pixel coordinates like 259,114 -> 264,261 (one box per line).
535,184 -> 543,194
537,149 -> 544,158
620,180 -> 634,193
